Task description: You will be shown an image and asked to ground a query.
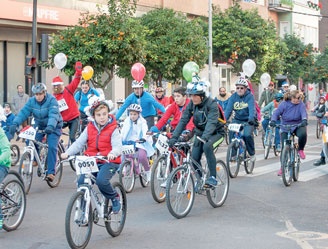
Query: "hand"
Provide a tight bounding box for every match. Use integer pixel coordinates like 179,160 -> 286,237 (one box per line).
168,138 -> 177,148
269,120 -> 276,127
138,138 -> 146,143
45,126 -> 54,134
61,153 -> 68,159
75,61 -> 82,75
107,153 -> 115,160
300,119 -> 308,127
9,124 -> 18,139
149,126 -> 159,133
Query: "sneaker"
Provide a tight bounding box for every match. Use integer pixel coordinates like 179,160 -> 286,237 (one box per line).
145,171 -> 151,182
160,180 -> 167,188
277,168 -> 282,176
298,150 -> 306,160
276,144 -> 281,152
313,158 -> 326,166
46,174 -> 55,182
250,155 -> 256,162
204,176 -> 217,187
230,156 -> 237,162
32,161 -> 38,167
111,195 -> 121,214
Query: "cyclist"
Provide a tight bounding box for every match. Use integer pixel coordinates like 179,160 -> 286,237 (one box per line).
311,96 -> 326,119
121,104 -> 154,182
154,87 -> 171,120
224,76 -> 257,162
270,90 -> 308,175
74,81 -> 100,132
115,80 -> 166,128
1,103 -> 15,140
8,83 -> 63,182
61,100 -> 122,213
258,81 -> 278,108
168,76 -> 225,187
52,61 -> 82,144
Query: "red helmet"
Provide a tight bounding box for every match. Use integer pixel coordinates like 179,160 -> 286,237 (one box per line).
155,87 -> 164,93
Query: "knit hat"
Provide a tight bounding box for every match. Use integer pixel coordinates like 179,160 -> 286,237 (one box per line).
52,76 -> 64,86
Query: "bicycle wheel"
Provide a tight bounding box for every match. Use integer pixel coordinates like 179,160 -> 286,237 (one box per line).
151,155 -> 168,203
59,141 -> 76,172
166,165 -> 195,219
261,130 -> 265,148
293,149 -> 300,181
10,144 -> 20,166
105,182 -> 127,237
46,150 -> 63,188
316,120 -> 320,139
119,161 -> 135,193
65,191 -> 93,249
18,151 -> 33,194
244,151 -> 255,174
139,163 -> 149,188
226,142 -> 241,178
281,144 -> 292,186
264,129 -> 272,159
1,176 -> 26,231
206,160 -> 229,208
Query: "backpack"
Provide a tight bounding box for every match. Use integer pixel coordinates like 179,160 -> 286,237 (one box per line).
217,102 -> 226,124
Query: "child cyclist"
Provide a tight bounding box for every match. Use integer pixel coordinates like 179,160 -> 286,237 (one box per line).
0,105 -> 11,230
120,104 -> 154,182
61,100 -> 122,214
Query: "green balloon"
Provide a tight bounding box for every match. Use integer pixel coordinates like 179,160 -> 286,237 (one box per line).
183,62 -> 199,82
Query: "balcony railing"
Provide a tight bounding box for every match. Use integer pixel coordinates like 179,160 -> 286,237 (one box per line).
268,0 -> 293,12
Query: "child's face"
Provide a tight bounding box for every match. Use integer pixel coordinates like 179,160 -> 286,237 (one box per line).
129,111 -> 139,122
94,106 -> 109,126
4,106 -> 10,114
174,92 -> 186,106
320,99 -> 325,104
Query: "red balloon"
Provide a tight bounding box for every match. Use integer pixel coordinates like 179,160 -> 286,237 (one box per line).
131,63 -> 146,82
308,85 -> 313,91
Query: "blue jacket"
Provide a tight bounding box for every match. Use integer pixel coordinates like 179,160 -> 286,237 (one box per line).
1,113 -> 15,132
224,89 -> 255,122
116,91 -> 165,120
13,93 -> 63,130
74,88 -> 100,114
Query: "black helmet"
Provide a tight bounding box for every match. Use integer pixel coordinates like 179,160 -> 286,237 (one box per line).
32,83 -> 47,94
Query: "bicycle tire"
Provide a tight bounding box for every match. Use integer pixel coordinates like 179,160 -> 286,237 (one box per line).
316,120 -> 320,139
18,151 -> 33,194
293,149 -> 300,181
1,176 -> 26,231
273,145 -> 280,157
105,182 -> 127,237
166,165 -> 195,219
244,151 -> 255,174
264,129 -> 272,159
281,144 -> 292,186
139,163 -> 149,188
119,160 -> 135,193
150,155 -> 168,203
65,191 -> 93,249
10,144 -> 20,166
206,159 -> 229,208
261,130 -> 265,148
46,149 -> 63,188
226,142 -> 241,178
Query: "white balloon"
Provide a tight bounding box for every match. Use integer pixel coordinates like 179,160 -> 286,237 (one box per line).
260,73 -> 271,86
242,59 -> 256,77
54,53 -> 67,70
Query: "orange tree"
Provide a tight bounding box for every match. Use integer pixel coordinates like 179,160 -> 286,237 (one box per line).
43,0 -> 147,88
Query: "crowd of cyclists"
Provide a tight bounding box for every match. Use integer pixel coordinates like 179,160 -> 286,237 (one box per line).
0,60 -> 322,235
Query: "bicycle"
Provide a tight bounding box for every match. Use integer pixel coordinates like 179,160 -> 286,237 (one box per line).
10,144 -> 20,166
279,123 -> 301,187
118,140 -> 150,193
165,136 -> 229,219
316,117 -> 324,139
150,132 -> 191,203
226,123 -> 255,178
0,170 -> 26,231
263,125 -> 280,159
64,155 -> 127,249
17,126 -> 63,194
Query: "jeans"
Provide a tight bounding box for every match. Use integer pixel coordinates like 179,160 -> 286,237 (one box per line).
229,120 -> 255,156
144,116 -> 155,130
63,117 -> 79,144
77,162 -> 119,200
191,133 -> 223,178
0,165 -> 9,222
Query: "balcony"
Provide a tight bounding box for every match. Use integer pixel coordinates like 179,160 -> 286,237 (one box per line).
268,0 -> 293,12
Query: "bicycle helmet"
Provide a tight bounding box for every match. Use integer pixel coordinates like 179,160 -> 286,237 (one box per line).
132,80 -> 144,88
32,83 -> 47,94
275,92 -> 283,102
155,87 -> 164,93
127,104 -> 142,113
186,75 -> 207,95
235,77 -> 248,87
89,100 -> 110,116
116,98 -> 125,104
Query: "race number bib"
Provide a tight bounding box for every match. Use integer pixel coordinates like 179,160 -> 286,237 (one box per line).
19,126 -> 36,140
155,134 -> 169,154
58,98 -> 68,112
122,145 -> 135,155
228,123 -> 242,133
75,156 -> 99,175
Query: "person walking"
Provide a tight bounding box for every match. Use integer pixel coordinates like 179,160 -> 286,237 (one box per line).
214,87 -> 231,111
12,84 -> 29,128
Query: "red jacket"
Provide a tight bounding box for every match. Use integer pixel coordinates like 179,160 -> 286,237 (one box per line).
54,75 -> 81,122
155,96 -> 170,116
84,117 -> 121,164
156,98 -> 194,131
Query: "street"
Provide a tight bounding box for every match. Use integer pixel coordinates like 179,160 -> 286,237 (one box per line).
1,119 -> 328,249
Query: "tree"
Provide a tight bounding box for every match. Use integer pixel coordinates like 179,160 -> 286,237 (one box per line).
140,8 -> 208,86
304,47 -> 328,84
212,3 -> 285,81
43,0 -> 147,88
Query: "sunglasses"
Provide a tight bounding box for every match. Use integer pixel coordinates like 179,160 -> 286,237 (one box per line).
236,87 -> 245,90
292,96 -> 301,100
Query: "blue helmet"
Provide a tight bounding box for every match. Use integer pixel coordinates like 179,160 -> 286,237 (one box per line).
32,83 -> 47,94
186,81 -> 207,95
275,92 -> 283,101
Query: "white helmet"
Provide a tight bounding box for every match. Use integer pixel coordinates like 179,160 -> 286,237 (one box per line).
235,77 -> 248,87
132,80 -> 144,88
127,104 -> 142,113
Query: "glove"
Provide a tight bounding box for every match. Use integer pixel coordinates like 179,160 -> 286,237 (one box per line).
300,119 -> 308,127
269,120 -> 276,127
75,61 -> 83,76
179,130 -> 191,142
45,126 -> 55,134
168,138 -> 177,148
9,124 -> 18,139
248,119 -> 255,126
149,126 -> 159,133
138,138 -> 146,143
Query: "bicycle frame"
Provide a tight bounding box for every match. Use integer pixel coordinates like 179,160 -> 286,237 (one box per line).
22,140 -> 47,175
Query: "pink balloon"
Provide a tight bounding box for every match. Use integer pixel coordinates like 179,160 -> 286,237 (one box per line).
131,63 -> 146,82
